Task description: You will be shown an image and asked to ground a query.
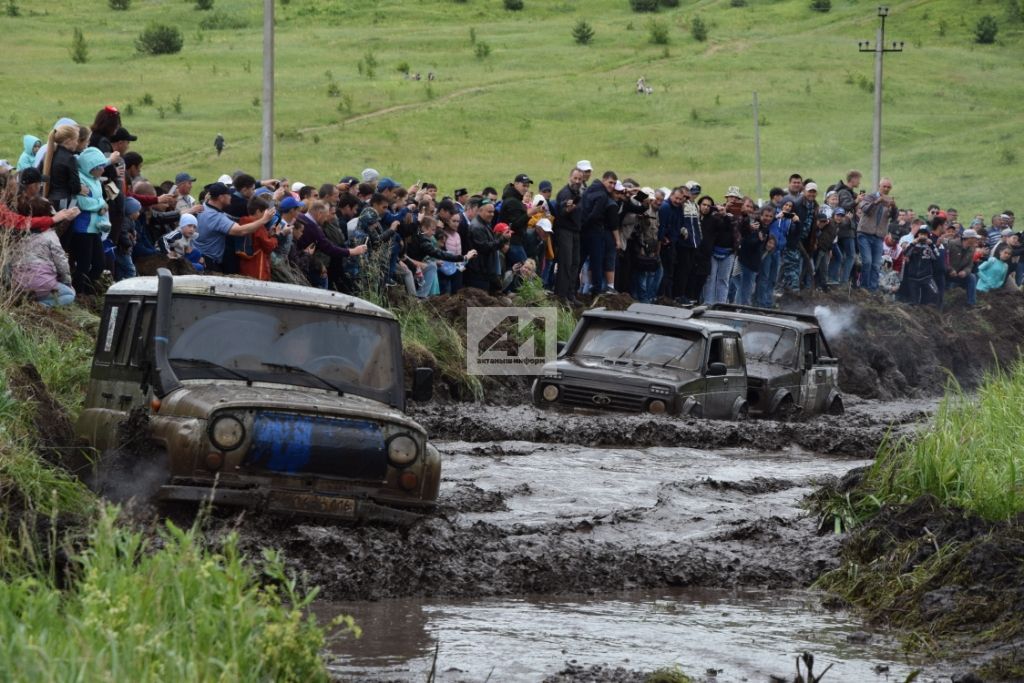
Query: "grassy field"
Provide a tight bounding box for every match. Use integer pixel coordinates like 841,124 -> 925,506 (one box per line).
2,0 -> 1022,213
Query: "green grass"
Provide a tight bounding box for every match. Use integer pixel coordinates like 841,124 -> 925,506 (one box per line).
870,361 -> 1024,522
3,0 -> 1022,213
0,506 -> 355,683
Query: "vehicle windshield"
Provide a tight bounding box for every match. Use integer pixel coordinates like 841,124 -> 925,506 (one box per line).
167,295 -> 399,404
572,321 -> 704,371
709,319 -> 799,366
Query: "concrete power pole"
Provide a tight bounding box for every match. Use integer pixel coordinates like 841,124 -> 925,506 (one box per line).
858,7 -> 904,189
261,0 -> 274,179
752,91 -> 762,203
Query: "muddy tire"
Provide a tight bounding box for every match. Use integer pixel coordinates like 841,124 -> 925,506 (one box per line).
733,402 -> 749,421
827,396 -> 845,416
775,396 -> 797,422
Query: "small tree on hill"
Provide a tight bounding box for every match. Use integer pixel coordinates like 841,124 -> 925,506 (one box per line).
136,23 -> 184,55
691,15 -> 708,41
70,28 -> 88,63
108,0 -> 130,9
503,0 -> 523,10
195,0 -> 214,9
975,15 -> 999,43
648,20 -> 669,45
572,19 -> 595,45
5,0 -> 19,16
630,0 -> 659,12
810,0 -> 831,12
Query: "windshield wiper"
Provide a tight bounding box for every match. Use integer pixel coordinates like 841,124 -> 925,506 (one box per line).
170,357 -> 253,384
261,362 -> 345,396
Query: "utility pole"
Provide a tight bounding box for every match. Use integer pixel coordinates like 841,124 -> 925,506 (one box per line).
261,0 -> 274,180
858,6 -> 904,189
752,91 -> 762,202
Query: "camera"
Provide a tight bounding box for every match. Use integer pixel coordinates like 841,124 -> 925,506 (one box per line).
634,191 -> 649,202
784,211 -> 794,218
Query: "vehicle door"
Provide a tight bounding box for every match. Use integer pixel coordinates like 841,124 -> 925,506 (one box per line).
799,331 -> 825,413
704,335 -> 742,418
808,331 -> 839,412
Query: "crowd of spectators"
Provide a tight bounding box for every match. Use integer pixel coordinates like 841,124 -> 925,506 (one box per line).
1,108 -> 1018,311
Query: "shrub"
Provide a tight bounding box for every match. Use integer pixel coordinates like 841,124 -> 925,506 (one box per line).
809,0 -> 831,12
691,15 -> 707,41
503,0 -> 523,9
5,0 -> 18,16
975,15 -> 998,43
1009,0 -> 1023,24
195,0 -> 213,8
135,23 -> 183,55
572,19 -> 594,45
648,19 -> 669,45
630,0 -> 659,12
108,0 -> 130,9
198,11 -> 247,29
474,41 -> 491,59
730,0 -> 747,6
396,60 -> 410,74
69,27 -> 88,63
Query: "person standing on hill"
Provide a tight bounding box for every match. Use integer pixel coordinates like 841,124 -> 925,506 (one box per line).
553,167 -> 584,303
497,173 -> 537,268
214,133 -> 225,156
857,177 -> 898,291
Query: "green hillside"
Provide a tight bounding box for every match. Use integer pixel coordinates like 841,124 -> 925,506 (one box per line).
2,0 -> 1021,214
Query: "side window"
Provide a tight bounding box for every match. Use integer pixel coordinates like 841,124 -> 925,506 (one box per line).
722,337 -> 743,369
707,337 -> 723,365
131,303 -> 157,368
804,333 -> 818,362
96,302 -> 123,365
114,302 -> 140,366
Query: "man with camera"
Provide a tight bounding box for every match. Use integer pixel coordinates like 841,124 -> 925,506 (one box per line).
194,182 -> 276,273
553,167 -> 585,303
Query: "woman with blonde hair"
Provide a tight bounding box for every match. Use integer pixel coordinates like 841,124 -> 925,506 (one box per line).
42,124 -> 81,210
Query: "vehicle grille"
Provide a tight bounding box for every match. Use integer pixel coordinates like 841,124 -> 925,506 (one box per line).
558,384 -> 648,412
244,411 -> 388,481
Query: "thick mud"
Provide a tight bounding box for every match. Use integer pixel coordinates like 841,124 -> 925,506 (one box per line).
220,440 -> 875,604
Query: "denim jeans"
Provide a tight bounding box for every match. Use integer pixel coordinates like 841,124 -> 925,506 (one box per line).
755,251 -> 780,308
736,264 -> 758,305
838,236 -> 857,285
415,261 -> 439,298
703,253 -> 735,305
827,244 -> 842,282
35,282 -> 76,307
632,264 -> 663,303
856,233 -> 884,291
947,273 -> 977,306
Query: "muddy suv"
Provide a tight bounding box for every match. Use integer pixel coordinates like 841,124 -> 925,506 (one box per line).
75,271 -> 439,523
702,304 -> 843,418
532,303 -> 748,420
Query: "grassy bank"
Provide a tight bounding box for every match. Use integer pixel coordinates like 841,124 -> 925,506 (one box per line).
3,0 -> 1023,211
816,361 -> 1024,677
0,304 -> 347,681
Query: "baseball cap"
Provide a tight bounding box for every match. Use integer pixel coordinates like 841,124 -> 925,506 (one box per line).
804,182 -> 819,193
361,168 -> 380,182
724,186 -> 743,199
641,186 -> 656,197
962,229 -> 981,239
536,218 -> 553,233
818,210 -> 830,220
253,187 -> 272,197
613,180 -> 625,192
685,180 -> 701,194
279,196 -> 304,212
576,160 -> 593,172
124,197 -> 142,216
19,167 -> 47,185
1001,228 -> 1014,237
179,214 -> 199,228
339,175 -> 359,185
454,187 -> 468,197
203,182 -> 231,197
514,173 -> 533,185
539,180 -> 552,192
834,207 -> 847,216
377,177 -> 400,191
217,174 -> 233,185
175,172 -> 197,184
291,181 -> 306,192
110,127 -> 138,143
493,222 -> 511,236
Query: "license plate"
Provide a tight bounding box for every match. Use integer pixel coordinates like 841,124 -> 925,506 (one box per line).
270,491 -> 357,517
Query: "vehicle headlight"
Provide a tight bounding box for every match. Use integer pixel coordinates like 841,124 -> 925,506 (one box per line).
209,415 -> 245,451
388,434 -> 419,467
542,384 -> 559,401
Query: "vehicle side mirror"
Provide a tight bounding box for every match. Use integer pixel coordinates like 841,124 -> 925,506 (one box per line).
707,362 -> 727,377
804,351 -> 814,370
556,341 -> 566,355
410,367 -> 434,402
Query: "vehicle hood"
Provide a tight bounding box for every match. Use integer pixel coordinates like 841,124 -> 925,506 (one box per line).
553,357 -> 700,386
158,382 -> 426,435
745,360 -> 795,383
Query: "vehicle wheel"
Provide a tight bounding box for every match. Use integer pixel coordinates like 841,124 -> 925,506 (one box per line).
775,396 -> 797,422
733,402 -> 749,421
689,403 -> 703,419
827,396 -> 845,416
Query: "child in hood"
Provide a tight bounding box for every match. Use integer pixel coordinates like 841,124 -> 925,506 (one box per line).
17,135 -> 41,172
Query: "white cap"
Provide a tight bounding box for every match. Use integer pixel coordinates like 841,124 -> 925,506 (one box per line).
179,214 -> 198,228
641,186 -> 656,196
217,174 -> 233,185
533,195 -> 547,207
0,160 -> 11,171
536,218 -> 553,233
361,168 -> 380,182
576,160 -> 593,172
659,187 -> 671,197
291,181 -> 306,192
613,180 -> 625,192
804,182 -> 819,192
